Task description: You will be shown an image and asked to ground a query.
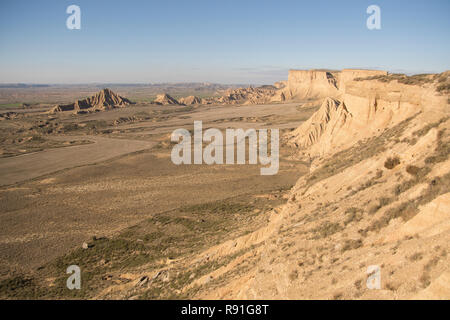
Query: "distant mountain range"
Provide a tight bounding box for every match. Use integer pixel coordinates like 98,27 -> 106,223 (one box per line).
0,83 -> 251,89
0,84 -> 50,88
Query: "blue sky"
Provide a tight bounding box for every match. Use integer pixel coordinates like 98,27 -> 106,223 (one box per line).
0,0 -> 449,84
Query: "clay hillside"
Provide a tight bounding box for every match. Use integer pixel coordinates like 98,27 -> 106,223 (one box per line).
50,88 -> 134,113
176,85 -> 280,105
153,93 -> 182,105
105,69 -> 449,300
178,95 -> 202,105
189,70 -> 450,299
209,86 -> 280,105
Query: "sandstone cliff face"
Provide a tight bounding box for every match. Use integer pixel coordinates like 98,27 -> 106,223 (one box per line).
206,120 -> 449,299
280,70 -> 340,101
153,93 -> 181,105
338,69 -> 387,93
274,69 -> 388,102
73,70 -> 448,300
285,71 -> 449,158
274,80 -> 287,89
173,69 -> 387,106
50,88 -> 133,113
285,97 -> 351,154
178,95 -> 201,105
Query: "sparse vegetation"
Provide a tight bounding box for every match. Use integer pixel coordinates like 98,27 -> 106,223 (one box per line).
412,117 -> 448,138
384,156 -> 400,169
385,282 -> 398,291
425,129 -> 449,164
289,270 -> 299,281
312,221 -> 344,239
393,166 -> 431,196
409,252 -> 423,261
341,239 -> 363,252
368,197 -> 395,215
304,115 -> 416,191
354,73 -> 435,86
180,201 -> 253,215
344,207 -> 363,225
332,292 -> 343,300
368,172 -> 450,232
405,165 -> 421,176
436,83 -> 450,93
0,66 -> 448,301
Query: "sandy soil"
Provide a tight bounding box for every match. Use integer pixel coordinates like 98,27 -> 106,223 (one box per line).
0,102 -> 313,281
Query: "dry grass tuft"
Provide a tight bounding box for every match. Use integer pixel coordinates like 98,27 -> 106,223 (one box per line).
384,156 -> 400,169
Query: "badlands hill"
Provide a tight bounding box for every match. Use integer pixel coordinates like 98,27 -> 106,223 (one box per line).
191,70 -> 449,299
285,71 -> 449,158
21,68 -> 448,300
152,69 -> 398,107
212,86 -> 279,105
173,86 -> 279,106
178,95 -> 202,105
65,69 -> 448,300
120,69 -> 447,300
271,69 -> 388,102
153,93 -> 182,105
172,69 -> 392,106
50,88 -> 133,113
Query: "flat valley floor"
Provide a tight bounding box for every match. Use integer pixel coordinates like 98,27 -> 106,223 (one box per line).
0,102 -> 316,298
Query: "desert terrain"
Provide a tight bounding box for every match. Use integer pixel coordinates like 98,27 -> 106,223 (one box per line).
0,69 -> 449,300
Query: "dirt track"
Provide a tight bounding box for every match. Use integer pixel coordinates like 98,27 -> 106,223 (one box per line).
0,136 -> 155,186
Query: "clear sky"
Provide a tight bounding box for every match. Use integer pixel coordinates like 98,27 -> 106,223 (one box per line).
0,0 -> 449,84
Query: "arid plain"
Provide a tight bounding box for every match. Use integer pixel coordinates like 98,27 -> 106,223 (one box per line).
0,69 -> 449,299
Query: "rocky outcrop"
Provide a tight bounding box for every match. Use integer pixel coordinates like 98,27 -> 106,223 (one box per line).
285,97 -> 351,154
274,81 -> 287,89
279,69 -> 340,101
285,71 -> 449,157
199,86 -> 279,105
172,69 -> 388,106
153,93 -> 181,105
50,88 -> 133,113
339,69 -> 387,92
182,71 -> 450,300
221,86 -> 278,105
269,90 -> 286,103
178,95 -> 201,105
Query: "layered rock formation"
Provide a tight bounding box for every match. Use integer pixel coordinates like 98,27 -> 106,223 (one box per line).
191,69 -> 389,105
153,93 -> 181,105
204,86 -> 279,105
286,71 -> 449,158
280,69 -> 340,100
338,69 -> 387,92
274,80 -> 287,89
50,88 -> 133,113
178,95 -> 202,105
69,68 -> 449,300
169,69 -> 390,106
173,85 -> 284,106
185,70 -> 450,300
285,97 -> 351,154
155,69 -> 434,108
272,69 -> 388,102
